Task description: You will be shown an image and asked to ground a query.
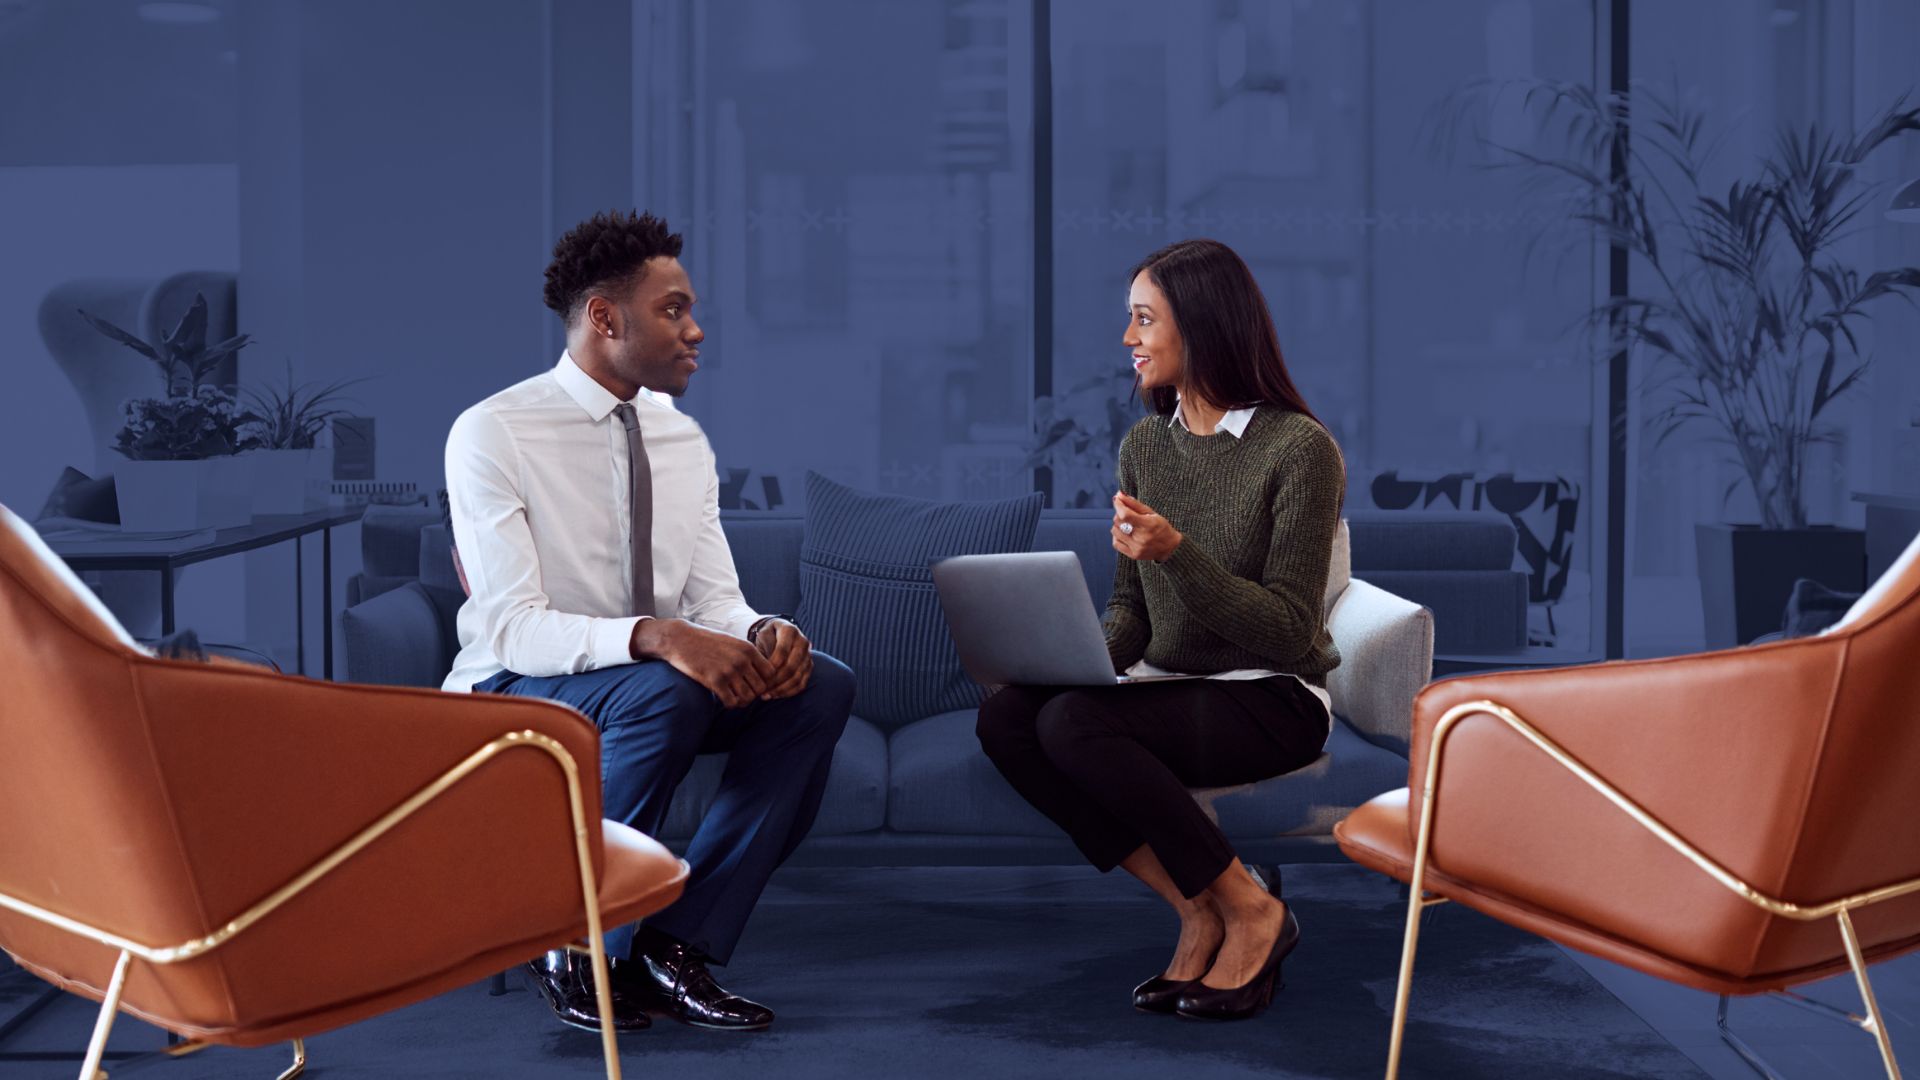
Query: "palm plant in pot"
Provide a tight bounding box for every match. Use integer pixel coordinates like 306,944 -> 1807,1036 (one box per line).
78,293 -> 259,531
241,365 -> 366,514
1436,83 -> 1920,645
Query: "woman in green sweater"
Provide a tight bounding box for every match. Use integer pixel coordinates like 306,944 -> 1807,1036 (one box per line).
976,238 -> 1344,1022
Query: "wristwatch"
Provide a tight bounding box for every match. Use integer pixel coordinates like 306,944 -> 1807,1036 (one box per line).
747,613 -> 796,645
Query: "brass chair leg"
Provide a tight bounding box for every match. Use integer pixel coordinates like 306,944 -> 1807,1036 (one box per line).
274,1037 -> 306,1080
553,743 -> 622,1080
1386,890 -> 1448,1080
78,950 -> 132,1080
1715,913 -> 1904,1080
1387,767 -> 1453,1080
1838,909 -> 1904,1080
1384,888 -> 1423,1080
587,934 -> 621,1080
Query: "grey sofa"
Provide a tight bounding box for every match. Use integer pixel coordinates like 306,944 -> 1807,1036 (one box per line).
342,508 -> 1523,866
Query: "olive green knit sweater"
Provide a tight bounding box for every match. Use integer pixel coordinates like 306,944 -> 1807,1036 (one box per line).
1103,407 -> 1345,686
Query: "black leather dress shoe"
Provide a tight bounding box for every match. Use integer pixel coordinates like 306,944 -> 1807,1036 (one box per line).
618,940 -> 774,1031
526,949 -> 650,1033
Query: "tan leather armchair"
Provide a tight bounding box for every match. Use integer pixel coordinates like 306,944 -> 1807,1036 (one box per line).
1336,530 -> 1920,1080
0,504 -> 687,1080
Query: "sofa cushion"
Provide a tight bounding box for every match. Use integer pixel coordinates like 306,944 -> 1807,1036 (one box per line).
720,513 -> 805,615
886,710 -> 1062,836
362,506 -> 442,578
418,523 -> 463,595
341,581 -> 461,687
1209,717 -> 1411,838
1361,569 -> 1526,652
793,472 -> 1043,729
1345,510 -> 1515,571
655,716 -> 887,840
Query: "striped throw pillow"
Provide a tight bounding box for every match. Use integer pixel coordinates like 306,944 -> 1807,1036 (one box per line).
794,471 -> 1043,729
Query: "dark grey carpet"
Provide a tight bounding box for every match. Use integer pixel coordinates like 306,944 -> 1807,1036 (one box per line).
2,864 -> 1702,1079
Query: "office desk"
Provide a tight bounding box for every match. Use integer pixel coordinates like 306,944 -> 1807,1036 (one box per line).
48,508 -> 365,679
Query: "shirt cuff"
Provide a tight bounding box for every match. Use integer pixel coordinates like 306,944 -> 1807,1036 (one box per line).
590,615 -> 645,668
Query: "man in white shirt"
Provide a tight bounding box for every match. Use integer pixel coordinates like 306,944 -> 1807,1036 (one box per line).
444,210 -> 855,1035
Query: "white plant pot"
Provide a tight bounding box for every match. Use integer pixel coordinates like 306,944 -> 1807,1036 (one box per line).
246,448 -> 316,515
307,445 -> 336,508
114,457 -> 255,533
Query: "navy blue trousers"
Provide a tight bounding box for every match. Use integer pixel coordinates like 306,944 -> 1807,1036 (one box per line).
478,652 -> 855,965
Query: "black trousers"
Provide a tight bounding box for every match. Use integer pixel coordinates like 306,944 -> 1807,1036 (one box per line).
975,676 -> 1331,899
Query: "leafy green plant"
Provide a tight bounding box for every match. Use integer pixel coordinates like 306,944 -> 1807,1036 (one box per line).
242,363 -> 368,450
1435,81 -> 1920,529
1025,369 -> 1145,508
115,387 -> 260,461
77,292 -> 251,397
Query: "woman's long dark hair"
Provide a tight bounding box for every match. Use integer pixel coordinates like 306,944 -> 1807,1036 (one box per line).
1129,238 -> 1322,427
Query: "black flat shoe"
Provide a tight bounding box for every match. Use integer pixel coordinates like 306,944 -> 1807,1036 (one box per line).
1139,867 -> 1279,1014
526,950 -> 650,1033
619,940 -> 773,1031
1174,905 -> 1301,1022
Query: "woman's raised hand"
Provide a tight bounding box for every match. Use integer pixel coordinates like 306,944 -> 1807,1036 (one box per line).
1112,491 -> 1183,563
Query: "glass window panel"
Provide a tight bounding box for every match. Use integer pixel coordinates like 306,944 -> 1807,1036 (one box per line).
659,0 -> 1034,510
1050,0 -> 1598,654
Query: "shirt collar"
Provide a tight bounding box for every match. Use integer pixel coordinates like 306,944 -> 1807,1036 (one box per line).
1169,396 -> 1258,438
554,350 -> 654,423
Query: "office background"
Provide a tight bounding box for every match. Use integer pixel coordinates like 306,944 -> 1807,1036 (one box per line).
1,0 -> 1916,672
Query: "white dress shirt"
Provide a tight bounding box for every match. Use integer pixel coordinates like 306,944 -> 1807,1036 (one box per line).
441,352 -> 762,693
1123,398 -> 1334,721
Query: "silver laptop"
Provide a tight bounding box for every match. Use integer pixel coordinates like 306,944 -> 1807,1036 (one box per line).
931,551 -> 1203,687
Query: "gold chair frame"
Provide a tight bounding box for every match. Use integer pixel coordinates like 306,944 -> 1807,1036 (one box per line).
0,730 -> 634,1080
1386,699 -> 1919,1080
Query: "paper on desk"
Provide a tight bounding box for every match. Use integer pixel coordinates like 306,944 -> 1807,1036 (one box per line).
33,516 -> 218,546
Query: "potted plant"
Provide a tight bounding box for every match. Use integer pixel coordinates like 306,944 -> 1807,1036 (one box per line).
1025,369 -> 1145,508
112,387 -> 260,531
78,292 -> 259,531
78,291 -> 250,397
241,365 -> 366,514
1437,83 -> 1920,645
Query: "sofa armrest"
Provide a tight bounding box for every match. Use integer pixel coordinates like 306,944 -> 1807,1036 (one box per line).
341,581 -> 459,687
1325,577 -> 1433,757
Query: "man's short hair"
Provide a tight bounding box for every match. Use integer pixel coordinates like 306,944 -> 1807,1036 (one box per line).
542,210 -> 684,326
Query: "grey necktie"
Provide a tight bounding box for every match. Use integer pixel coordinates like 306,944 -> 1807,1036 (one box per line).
612,403 -> 655,617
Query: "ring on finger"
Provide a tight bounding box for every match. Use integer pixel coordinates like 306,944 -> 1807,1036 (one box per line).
1119,522 -> 1134,535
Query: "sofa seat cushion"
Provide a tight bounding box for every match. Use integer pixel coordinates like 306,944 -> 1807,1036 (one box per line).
886,710 -> 1061,836
654,716 -> 886,840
